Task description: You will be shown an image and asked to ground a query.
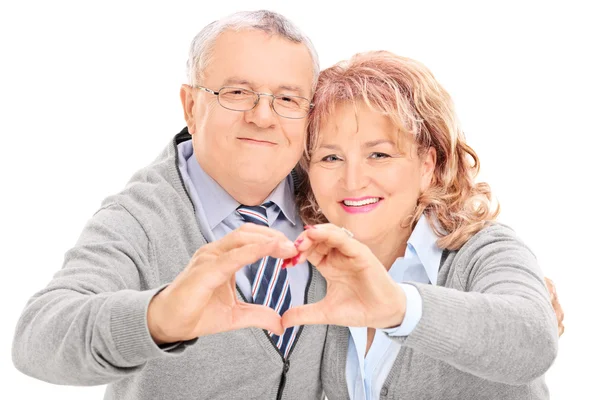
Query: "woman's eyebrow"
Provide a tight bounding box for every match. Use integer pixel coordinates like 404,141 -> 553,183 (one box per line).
317,144 -> 341,151
363,139 -> 395,148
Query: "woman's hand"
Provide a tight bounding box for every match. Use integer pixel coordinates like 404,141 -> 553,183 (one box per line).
282,224 -> 407,329
544,277 -> 565,336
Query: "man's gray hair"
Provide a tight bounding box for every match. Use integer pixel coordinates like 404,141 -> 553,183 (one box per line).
186,10 -> 320,91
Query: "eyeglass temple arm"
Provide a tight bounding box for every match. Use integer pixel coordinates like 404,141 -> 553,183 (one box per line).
193,86 -> 219,95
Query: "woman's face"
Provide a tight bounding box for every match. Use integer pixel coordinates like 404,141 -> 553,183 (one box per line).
308,102 -> 436,244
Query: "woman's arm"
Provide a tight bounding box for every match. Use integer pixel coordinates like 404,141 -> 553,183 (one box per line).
399,224 -> 558,384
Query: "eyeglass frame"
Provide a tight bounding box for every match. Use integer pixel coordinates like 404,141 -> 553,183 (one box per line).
192,85 -> 314,119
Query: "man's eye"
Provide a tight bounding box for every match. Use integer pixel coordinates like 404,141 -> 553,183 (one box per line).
321,155 -> 341,162
369,152 -> 391,159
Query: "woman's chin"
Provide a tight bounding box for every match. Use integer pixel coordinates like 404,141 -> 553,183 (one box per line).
343,227 -> 375,244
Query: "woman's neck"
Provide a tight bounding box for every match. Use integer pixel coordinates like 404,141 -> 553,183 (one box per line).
364,228 -> 412,271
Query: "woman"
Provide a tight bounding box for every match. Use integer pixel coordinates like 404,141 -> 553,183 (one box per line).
282,51 -> 559,399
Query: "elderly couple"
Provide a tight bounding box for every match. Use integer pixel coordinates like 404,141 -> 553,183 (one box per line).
12,10 -> 564,400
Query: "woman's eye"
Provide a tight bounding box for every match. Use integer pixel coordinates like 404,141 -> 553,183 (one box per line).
369,152 -> 391,159
321,155 -> 341,162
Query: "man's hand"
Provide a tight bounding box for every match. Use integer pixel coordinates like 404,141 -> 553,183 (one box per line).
544,277 -> 565,336
147,224 -> 298,344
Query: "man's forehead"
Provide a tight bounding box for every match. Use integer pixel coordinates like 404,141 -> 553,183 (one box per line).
204,29 -> 314,94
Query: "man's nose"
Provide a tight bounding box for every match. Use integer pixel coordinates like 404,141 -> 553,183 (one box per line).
244,95 -> 277,128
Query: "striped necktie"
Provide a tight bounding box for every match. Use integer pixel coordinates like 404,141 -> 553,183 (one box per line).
237,202 -> 296,357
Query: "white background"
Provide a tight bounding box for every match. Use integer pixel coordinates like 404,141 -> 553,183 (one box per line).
1,0 -> 598,398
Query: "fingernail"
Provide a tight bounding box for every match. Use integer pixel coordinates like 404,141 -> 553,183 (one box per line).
304,225 -> 315,230
294,238 -> 304,248
291,254 -> 301,266
282,254 -> 300,269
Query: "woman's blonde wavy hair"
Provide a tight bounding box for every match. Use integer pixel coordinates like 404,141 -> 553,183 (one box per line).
297,51 -> 499,250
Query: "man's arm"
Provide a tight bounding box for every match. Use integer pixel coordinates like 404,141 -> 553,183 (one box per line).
12,203 -> 179,385
12,203 -> 296,385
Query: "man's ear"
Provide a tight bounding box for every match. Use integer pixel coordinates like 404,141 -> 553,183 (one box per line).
420,147 -> 437,192
180,84 -> 196,134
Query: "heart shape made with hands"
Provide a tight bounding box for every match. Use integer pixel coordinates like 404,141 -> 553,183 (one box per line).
281,224 -> 407,330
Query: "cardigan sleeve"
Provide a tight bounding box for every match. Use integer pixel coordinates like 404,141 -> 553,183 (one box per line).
11,203 -> 191,386
388,224 -> 558,385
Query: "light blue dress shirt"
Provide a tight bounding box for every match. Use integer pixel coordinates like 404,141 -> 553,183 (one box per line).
346,215 -> 443,400
176,140 -> 309,310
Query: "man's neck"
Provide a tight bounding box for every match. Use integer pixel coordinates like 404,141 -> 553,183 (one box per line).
197,158 -> 283,206
214,172 -> 281,206
227,182 -> 275,206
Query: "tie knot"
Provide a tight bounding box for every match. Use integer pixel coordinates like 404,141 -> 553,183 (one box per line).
237,202 -> 273,226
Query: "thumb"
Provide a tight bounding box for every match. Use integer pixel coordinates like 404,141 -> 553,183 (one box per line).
282,302 -> 328,328
232,303 -> 284,335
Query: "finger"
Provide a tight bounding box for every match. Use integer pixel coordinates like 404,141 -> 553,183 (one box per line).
216,225 -> 292,253
238,223 -> 292,242
232,303 -> 284,335
294,230 -> 315,252
284,234 -> 324,268
304,224 -> 364,258
219,239 -> 297,276
284,224 -> 350,268
281,302 -> 329,328
551,296 -> 564,337
544,277 -> 556,298
284,245 -> 325,269
297,232 -> 331,257
554,300 -> 564,323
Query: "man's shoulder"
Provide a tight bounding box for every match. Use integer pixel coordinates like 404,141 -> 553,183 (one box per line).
100,128 -> 195,226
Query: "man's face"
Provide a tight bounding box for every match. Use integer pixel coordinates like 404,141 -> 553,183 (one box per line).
182,29 -> 314,204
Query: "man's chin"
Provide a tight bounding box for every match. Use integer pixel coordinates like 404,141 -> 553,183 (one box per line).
237,168 -> 287,187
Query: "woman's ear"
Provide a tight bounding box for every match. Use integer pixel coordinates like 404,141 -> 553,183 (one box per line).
420,147 -> 437,192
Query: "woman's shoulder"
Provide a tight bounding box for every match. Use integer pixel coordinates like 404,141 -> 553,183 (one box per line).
455,221 -> 533,257
442,221 -> 539,286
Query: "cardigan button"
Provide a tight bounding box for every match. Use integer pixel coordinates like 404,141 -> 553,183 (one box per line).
381,387 -> 388,396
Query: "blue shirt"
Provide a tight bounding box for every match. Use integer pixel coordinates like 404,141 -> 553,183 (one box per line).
346,215 -> 443,400
176,140 -> 309,309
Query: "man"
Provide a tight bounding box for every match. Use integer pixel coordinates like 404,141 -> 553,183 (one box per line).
13,10 -> 323,400
12,9 -> 564,400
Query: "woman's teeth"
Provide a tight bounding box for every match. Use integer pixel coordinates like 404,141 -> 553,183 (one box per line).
343,198 -> 380,207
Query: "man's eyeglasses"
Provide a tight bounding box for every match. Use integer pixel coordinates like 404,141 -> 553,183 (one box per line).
194,86 -> 313,119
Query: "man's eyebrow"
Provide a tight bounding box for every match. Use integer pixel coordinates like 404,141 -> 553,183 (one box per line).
220,79 -> 306,95
221,78 -> 253,87
277,85 -> 304,95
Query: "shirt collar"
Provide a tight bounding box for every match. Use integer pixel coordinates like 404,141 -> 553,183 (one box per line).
265,174 -> 297,226
182,141 -> 297,228
404,214 -> 443,286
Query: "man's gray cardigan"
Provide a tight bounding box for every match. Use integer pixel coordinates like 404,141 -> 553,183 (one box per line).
12,130 -> 328,400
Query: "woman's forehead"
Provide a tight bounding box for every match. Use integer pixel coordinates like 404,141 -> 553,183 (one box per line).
316,102 -> 410,145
